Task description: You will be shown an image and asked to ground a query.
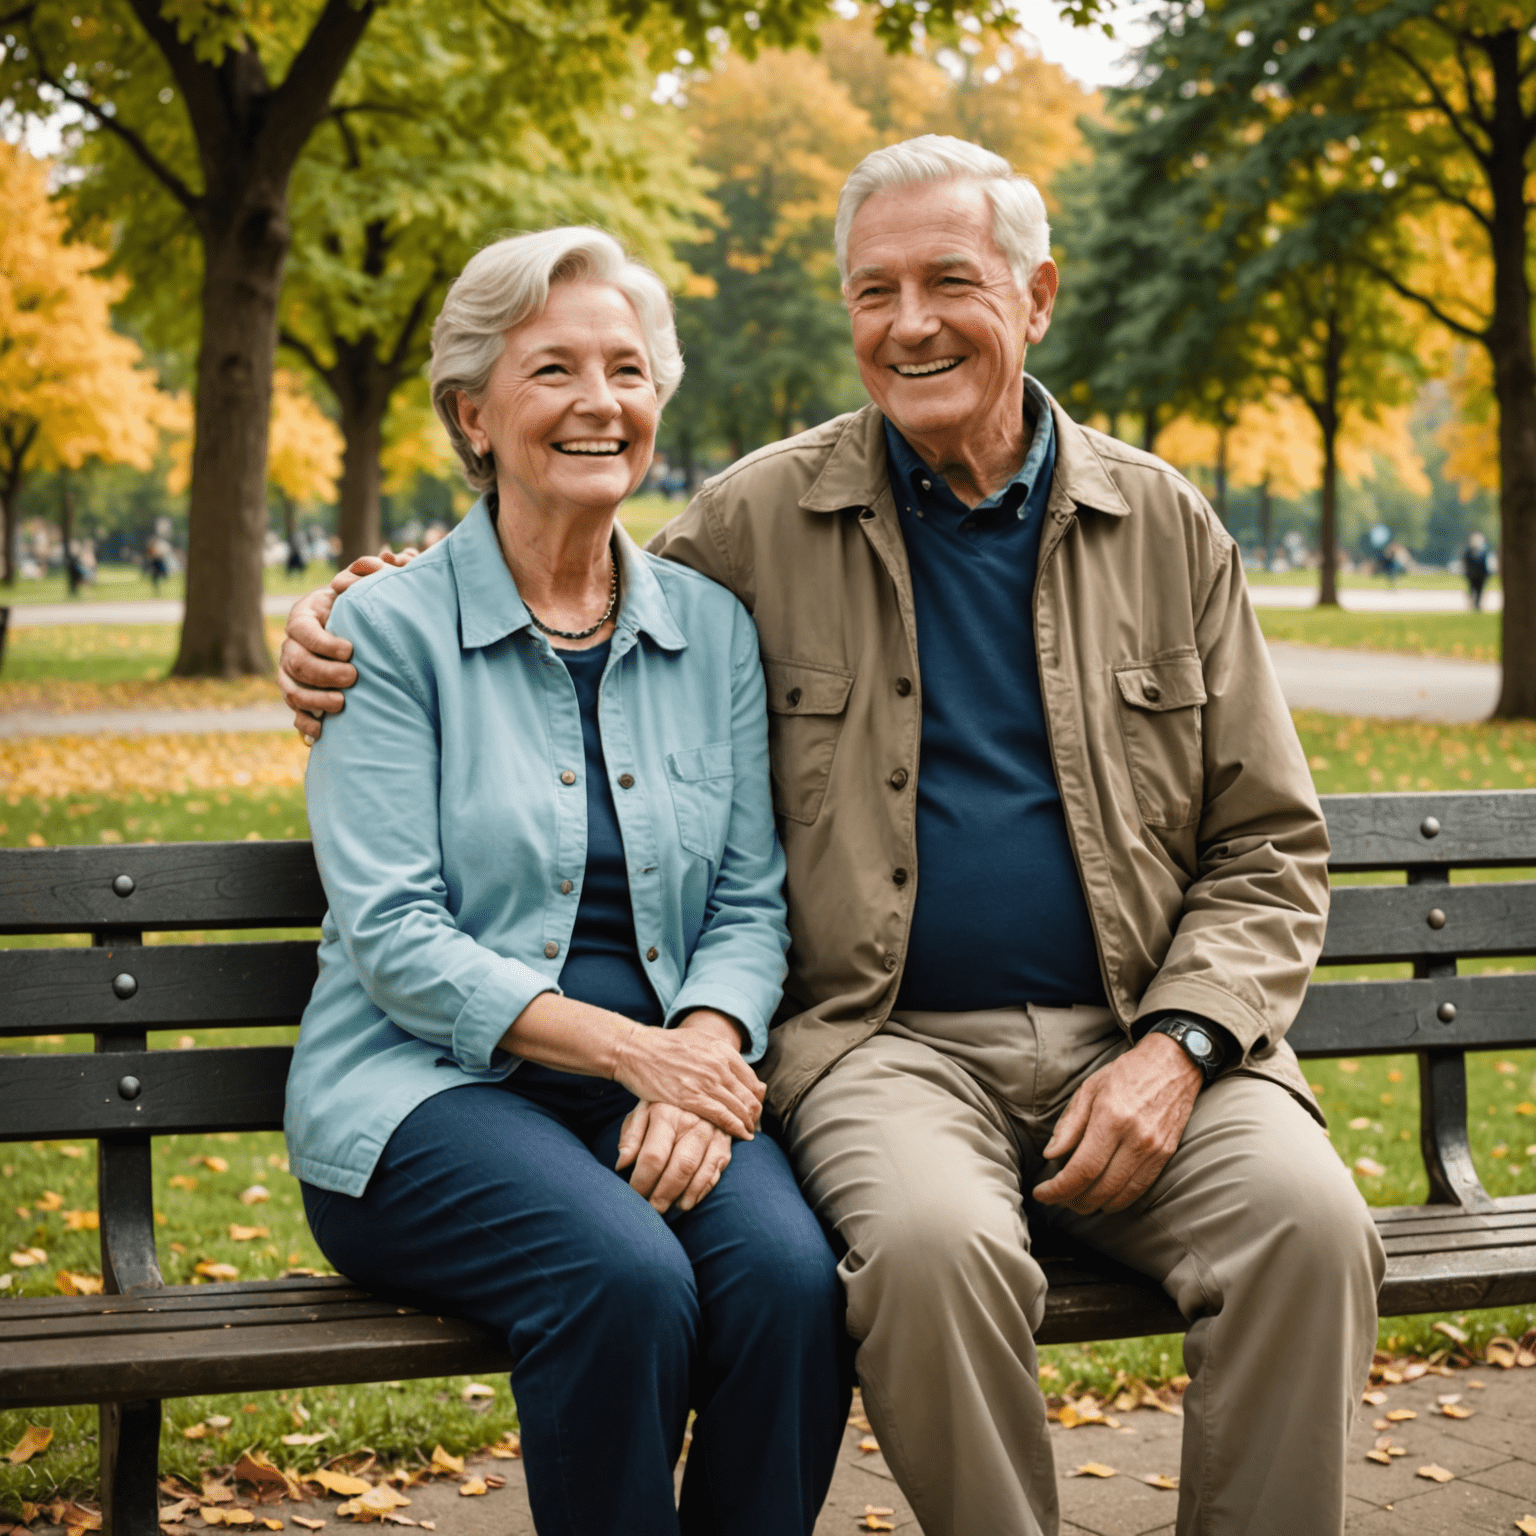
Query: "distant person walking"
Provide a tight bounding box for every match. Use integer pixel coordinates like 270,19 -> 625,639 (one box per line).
1465,531 -> 1491,610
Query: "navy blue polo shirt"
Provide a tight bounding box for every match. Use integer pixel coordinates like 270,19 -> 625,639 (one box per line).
552,641 -> 664,1029
889,381 -> 1106,1012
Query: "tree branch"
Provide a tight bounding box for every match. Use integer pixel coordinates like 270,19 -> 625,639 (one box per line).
123,0 -> 237,161
1362,258 -> 1490,344
1383,39 -> 1492,167
278,328 -> 337,389
385,272 -> 441,374
264,0 -> 378,173
1400,169 -> 1493,232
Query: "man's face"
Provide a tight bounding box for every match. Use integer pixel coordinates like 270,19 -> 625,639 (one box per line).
843,178 -> 1058,445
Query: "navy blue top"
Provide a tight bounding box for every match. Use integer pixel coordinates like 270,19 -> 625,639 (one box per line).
888,381 -> 1107,1012
554,641 -> 665,1029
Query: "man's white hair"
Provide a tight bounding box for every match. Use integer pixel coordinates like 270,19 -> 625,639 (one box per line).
430,227 -> 682,494
834,135 -> 1050,295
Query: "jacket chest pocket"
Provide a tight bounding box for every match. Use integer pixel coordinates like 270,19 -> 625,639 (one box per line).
666,741 -> 735,862
1113,654 -> 1206,830
762,657 -> 855,826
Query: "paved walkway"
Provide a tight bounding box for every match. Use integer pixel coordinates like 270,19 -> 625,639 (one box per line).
1249,585 -> 1500,612
5,595 -> 300,627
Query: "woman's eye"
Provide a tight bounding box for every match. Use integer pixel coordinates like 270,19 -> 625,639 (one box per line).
534,364 -> 566,377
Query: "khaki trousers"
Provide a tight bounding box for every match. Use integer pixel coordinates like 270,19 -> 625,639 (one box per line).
785,1005 -> 1385,1536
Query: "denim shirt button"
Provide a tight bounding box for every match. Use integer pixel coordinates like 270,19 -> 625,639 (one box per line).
544,941 -> 560,959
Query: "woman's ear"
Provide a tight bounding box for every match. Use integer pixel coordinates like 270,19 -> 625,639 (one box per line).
456,391 -> 488,456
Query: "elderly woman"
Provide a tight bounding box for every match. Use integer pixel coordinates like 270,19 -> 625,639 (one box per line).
285,229 -> 847,1536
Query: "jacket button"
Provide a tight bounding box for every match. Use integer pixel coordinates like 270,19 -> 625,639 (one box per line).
895,676 -> 912,697
646,946 -> 659,962
560,770 -> 577,785
889,768 -> 909,790
786,687 -> 802,707
892,867 -> 909,886
560,880 -> 574,895
618,773 -> 635,789
882,954 -> 898,972
1144,683 -> 1162,703
544,941 -> 560,959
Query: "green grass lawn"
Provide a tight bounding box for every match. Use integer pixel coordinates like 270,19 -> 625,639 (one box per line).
3,712 -> 1536,1502
1257,607 -> 1501,662
1246,568 -> 1498,592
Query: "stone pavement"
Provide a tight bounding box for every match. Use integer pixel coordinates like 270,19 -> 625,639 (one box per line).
6,595 -> 300,627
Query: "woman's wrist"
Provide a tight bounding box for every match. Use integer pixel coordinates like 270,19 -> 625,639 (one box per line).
675,1008 -> 748,1051
607,1017 -> 643,1082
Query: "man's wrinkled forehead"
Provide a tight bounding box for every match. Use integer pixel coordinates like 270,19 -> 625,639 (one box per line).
846,252 -> 975,285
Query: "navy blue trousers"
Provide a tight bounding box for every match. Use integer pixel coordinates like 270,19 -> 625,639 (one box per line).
301,1070 -> 850,1536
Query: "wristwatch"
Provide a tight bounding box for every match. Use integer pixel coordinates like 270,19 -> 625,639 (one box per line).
1145,1015 -> 1226,1085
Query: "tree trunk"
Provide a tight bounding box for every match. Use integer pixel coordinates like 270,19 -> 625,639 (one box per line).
1142,407 -> 1158,454
329,337 -> 393,565
1318,418 -> 1340,607
172,208 -> 288,676
1,424 -> 37,587
1484,28 -> 1536,719
1258,475 -> 1272,569
62,485 -> 78,596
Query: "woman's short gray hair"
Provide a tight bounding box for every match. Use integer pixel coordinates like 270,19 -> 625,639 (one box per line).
430,227 -> 683,493
834,135 -> 1050,296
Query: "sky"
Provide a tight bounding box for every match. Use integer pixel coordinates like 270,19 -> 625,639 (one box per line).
1010,0 -> 1154,89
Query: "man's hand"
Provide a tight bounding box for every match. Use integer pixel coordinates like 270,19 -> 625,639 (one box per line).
1032,1032 -> 1202,1215
616,1101 -> 733,1214
278,549 -> 417,743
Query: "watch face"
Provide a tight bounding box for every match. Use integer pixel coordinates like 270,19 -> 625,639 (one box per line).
1183,1027 -> 1213,1060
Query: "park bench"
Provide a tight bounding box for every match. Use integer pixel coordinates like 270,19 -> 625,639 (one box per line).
1,788 -> 1535,1535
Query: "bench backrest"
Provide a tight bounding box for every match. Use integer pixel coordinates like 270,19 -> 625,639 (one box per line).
1,790 -> 1533,1291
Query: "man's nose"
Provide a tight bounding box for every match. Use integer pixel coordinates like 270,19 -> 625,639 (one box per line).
888,284 -> 942,347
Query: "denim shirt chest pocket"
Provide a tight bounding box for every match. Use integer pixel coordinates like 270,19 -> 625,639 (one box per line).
666,741 -> 734,862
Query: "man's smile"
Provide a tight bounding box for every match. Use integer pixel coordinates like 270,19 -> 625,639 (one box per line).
892,357 -> 964,377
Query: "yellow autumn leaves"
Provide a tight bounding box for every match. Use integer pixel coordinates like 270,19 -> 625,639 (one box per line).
1,732 -> 307,802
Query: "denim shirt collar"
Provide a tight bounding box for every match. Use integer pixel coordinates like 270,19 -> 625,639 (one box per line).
884,375 -> 1057,523
449,494 -> 686,654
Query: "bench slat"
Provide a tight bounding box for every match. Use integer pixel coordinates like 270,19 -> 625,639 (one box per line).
1382,1224 -> 1536,1257
1372,1193 -> 1536,1229
1321,882 -> 1536,964
0,842 -> 326,934
0,942 -> 317,1037
1377,1244 -> 1536,1316
0,1047 -> 290,1141
1287,972 -> 1536,1056
1321,790 -> 1536,870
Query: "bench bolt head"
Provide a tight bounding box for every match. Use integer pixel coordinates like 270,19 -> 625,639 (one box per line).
112,972 -> 138,1000
112,874 -> 135,898
1427,908 -> 1447,930
1420,816 -> 1441,838
1437,1001 -> 1457,1023
118,1075 -> 142,1101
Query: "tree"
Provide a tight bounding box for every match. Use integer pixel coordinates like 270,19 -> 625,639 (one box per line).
0,142 -> 170,585
6,0 -> 1013,675
277,6 -> 709,562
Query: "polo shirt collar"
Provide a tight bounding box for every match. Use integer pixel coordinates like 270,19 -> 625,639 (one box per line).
449,494 -> 686,653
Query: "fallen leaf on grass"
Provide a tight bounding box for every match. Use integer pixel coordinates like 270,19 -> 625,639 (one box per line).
1366,1449 -> 1392,1465
240,1186 -> 271,1206
35,1191 -> 64,1211
456,1481 -> 487,1499
169,1175 -> 199,1192
201,1482 -> 235,1505
1353,1157 -> 1387,1178
63,1211 -> 99,1231
1348,1117 -> 1372,1130
52,1503 -> 100,1534
1416,1465 -> 1455,1483
9,1248 -> 47,1268
205,1417 -> 232,1431
306,1473 -> 370,1499
281,1434 -> 330,1448
290,1520 -> 325,1530
1140,1474 -> 1179,1490
201,1157 -> 231,1175
229,1225 -> 270,1243
429,1447 -> 464,1476
1432,1320 -> 1469,1345
233,1451 -> 302,1499
460,1383 -> 494,1402
7,1426 -> 54,1464
182,1425 -> 209,1440
1067,1463 -> 1116,1478
1385,1409 -> 1417,1421
857,1436 -> 880,1455
55,1269 -> 105,1296
194,1261 -> 240,1282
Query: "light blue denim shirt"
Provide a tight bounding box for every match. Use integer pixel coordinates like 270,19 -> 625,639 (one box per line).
285,498 -> 790,1196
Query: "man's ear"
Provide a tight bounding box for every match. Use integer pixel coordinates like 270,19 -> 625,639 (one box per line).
1025,259 -> 1060,346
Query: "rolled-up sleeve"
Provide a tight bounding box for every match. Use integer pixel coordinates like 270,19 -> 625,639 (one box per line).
306,596 -> 556,1069
664,604 -> 790,1059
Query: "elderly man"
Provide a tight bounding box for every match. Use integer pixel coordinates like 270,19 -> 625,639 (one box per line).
280,136 -> 1383,1536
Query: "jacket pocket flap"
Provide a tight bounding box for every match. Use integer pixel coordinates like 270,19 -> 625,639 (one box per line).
763,657 -> 855,716
1114,655 -> 1206,712
667,741 -> 733,782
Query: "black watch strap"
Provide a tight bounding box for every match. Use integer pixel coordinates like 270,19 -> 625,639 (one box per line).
1146,1015 -> 1226,1084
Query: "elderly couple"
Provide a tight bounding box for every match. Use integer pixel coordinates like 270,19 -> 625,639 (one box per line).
280,135 -> 1383,1536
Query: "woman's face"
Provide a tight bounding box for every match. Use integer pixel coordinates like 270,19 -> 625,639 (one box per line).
457,279 -> 659,518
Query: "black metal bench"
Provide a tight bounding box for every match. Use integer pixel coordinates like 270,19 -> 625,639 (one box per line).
2,789 -> 1534,1535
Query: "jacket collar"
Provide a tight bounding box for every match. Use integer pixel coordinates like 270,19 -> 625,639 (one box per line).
798,381 -> 1132,520
449,495 -> 687,653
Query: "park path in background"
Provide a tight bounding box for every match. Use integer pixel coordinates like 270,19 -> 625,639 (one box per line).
2,583 -> 1500,627
0,642 -> 1502,735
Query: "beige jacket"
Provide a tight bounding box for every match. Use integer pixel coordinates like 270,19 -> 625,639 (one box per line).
649,394 -> 1327,1121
